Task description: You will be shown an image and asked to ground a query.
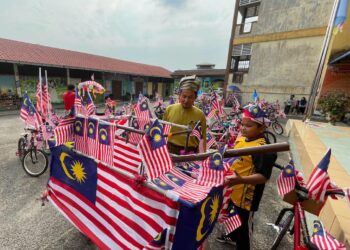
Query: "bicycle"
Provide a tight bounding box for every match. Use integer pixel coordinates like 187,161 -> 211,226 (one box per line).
270,163 -> 345,250
17,127 -> 49,177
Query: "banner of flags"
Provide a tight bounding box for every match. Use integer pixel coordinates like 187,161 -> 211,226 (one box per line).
48,145 -> 179,249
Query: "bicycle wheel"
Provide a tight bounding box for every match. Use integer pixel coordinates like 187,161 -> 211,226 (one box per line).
272,122 -> 284,135
264,131 -> 277,144
271,211 -> 294,250
22,149 -> 49,177
18,138 -> 26,160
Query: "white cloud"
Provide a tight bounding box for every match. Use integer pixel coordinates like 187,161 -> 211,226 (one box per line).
0,0 -> 234,71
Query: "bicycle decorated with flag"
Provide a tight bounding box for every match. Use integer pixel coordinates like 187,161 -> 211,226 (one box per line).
271,149 -> 349,250
38,89 -> 291,249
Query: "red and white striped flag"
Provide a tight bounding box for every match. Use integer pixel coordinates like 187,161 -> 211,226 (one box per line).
86,117 -> 99,159
223,205 -> 242,234
277,160 -> 296,197
311,220 -> 346,250
162,123 -> 171,142
307,149 -> 334,202
98,122 -> 116,166
86,92 -> 96,116
48,151 -> 179,250
134,96 -> 151,130
113,136 -> 141,175
53,117 -> 75,146
138,120 -> 173,180
74,117 -> 88,154
128,118 -> 143,146
195,148 -> 225,187
206,131 -> 216,150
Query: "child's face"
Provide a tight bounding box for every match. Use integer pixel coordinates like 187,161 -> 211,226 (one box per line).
241,118 -> 265,138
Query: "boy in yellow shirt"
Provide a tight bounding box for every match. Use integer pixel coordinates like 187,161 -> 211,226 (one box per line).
216,104 -> 277,249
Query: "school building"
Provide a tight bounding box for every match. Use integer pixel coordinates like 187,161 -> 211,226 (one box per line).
0,37 -> 173,110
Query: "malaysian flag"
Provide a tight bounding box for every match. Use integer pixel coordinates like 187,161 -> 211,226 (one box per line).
48,145 -> 179,249
74,88 -> 86,115
206,131 -> 216,150
162,123 -> 172,142
36,81 -> 48,119
98,122 -> 115,166
74,117 -> 87,154
311,220 -> 346,250
20,93 -> 41,128
87,117 -> 99,159
128,118 -> 143,146
153,168 -> 212,203
135,96 -> 151,130
277,160 -> 296,197
138,119 -> 173,181
210,91 -> 223,116
307,149 -> 334,202
53,117 -> 75,146
196,148 -> 225,187
113,136 -> 141,175
86,92 -> 96,115
223,205 -> 242,234
191,122 -> 202,141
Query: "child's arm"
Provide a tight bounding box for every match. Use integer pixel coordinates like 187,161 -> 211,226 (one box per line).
225,172 -> 267,187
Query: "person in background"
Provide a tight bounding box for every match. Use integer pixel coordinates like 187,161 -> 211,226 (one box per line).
104,94 -> 116,115
163,75 -> 207,154
216,104 -> 277,249
298,97 -> 307,114
284,94 -> 294,115
62,84 -> 75,116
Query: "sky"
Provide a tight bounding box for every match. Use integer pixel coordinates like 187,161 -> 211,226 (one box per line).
0,0 -> 235,71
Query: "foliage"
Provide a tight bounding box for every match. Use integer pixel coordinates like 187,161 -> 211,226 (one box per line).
318,92 -> 348,120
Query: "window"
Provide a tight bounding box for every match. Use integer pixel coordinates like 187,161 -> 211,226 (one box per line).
233,73 -> 244,83
240,4 -> 259,33
232,55 -> 251,72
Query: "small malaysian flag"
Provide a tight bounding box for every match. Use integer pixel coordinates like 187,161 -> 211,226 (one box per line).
135,96 -> 151,130
74,88 -> 86,115
311,220 -> 346,250
206,131 -> 216,149
191,122 -> 202,141
162,123 -> 171,142
87,117 -> 99,159
113,136 -> 141,175
98,122 -> 115,166
128,118 -> 143,146
223,205 -> 242,234
53,117 -> 75,146
307,149 -> 334,202
277,160 -> 296,197
210,91 -> 223,115
86,92 -> 95,115
74,117 -> 87,154
196,148 -> 225,187
138,120 -> 173,180
20,93 -> 41,128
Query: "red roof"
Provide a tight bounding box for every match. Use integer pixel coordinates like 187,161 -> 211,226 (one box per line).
0,37 -> 171,78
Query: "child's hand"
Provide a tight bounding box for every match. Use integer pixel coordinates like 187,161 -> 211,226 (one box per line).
224,171 -> 243,187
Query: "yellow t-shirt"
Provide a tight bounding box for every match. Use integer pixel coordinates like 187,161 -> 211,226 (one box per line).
230,136 -> 267,211
163,103 -> 207,150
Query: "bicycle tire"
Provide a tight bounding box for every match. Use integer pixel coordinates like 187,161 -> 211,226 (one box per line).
272,122 -> 284,135
22,149 -> 49,177
271,211 -> 294,250
18,138 -> 26,160
264,131 -> 277,144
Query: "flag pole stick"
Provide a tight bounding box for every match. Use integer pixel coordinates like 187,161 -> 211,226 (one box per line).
45,70 -> 50,121
130,115 -> 189,129
171,142 -> 290,162
39,67 -> 43,117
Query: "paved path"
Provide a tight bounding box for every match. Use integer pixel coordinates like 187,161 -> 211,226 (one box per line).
0,114 -> 292,249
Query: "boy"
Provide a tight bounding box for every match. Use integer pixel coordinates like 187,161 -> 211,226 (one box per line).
216,104 -> 277,249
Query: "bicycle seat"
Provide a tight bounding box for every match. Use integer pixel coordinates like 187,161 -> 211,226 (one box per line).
25,127 -> 39,133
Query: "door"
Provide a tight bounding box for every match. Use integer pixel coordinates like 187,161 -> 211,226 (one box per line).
112,80 -> 122,100
135,81 -> 143,96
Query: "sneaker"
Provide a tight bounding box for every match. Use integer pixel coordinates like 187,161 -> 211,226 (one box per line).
215,235 -> 236,246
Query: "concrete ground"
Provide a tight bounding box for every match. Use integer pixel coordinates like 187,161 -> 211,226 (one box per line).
0,114 -> 293,250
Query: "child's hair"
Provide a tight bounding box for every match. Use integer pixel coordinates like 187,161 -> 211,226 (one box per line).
67,84 -> 75,91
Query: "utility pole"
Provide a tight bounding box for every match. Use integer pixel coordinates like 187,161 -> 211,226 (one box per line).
223,0 -> 240,100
